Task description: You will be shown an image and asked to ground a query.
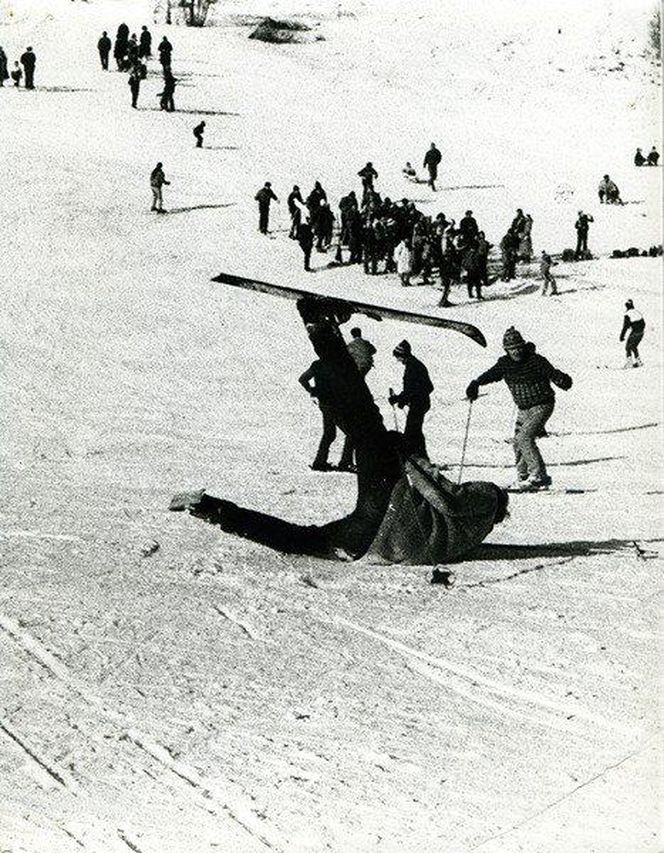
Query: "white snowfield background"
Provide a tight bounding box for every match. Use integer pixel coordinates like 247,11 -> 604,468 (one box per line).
0,0 -> 662,850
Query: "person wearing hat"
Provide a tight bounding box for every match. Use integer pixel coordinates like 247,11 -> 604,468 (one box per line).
20,46 -> 36,89
619,300 -> 645,368
466,327 -> 572,490
389,340 -> 434,458
254,182 -> 279,234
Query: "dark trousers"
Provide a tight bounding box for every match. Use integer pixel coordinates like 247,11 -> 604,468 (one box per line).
258,203 -> 270,234
195,134 -> 203,148
575,232 -> 588,258
301,245 -> 312,271
24,68 -> 34,89
313,408 -> 336,467
625,330 -> 643,359
403,402 -> 429,458
99,51 -> 109,70
427,165 -> 437,190
130,80 -> 140,108
289,208 -> 301,239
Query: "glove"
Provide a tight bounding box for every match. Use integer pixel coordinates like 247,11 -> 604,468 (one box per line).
466,380 -> 479,401
559,374 -> 573,391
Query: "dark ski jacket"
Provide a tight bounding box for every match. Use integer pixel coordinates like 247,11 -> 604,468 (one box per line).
20,50 -> 35,70
98,35 -> 112,55
347,338 -> 376,376
255,187 -> 278,207
472,342 -> 572,410
423,147 -> 441,169
575,214 -> 593,234
620,309 -> 645,340
393,355 -> 434,410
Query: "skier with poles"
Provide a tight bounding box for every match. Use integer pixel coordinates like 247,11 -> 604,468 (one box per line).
389,340 -> 434,458
465,327 -> 572,491
171,294 -> 508,565
619,299 -> 645,368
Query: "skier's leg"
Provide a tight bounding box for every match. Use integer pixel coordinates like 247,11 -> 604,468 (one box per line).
515,403 -> 554,481
339,433 -> 354,469
313,408 -> 336,468
403,406 -> 428,458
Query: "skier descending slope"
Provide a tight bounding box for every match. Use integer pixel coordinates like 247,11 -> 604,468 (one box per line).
466,327 -> 573,491
620,299 -> 645,368
171,295 -> 508,564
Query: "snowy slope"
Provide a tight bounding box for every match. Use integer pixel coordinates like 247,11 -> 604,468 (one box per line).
0,0 -> 662,851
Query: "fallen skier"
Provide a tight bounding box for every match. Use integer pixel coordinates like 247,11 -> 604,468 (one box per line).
171,295 -> 508,564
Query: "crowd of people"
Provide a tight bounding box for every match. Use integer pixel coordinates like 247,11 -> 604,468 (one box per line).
0,44 -> 36,89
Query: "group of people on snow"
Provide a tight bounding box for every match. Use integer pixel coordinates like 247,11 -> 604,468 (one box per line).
0,44 -> 36,89
597,174 -> 623,205
633,146 -> 659,167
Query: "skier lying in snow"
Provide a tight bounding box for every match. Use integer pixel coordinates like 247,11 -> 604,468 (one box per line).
171,297 -> 508,564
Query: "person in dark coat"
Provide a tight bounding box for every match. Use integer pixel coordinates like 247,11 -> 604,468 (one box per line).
423,143 -> 442,190
466,327 -> 572,489
97,31 -> 111,70
150,162 -> 170,212
574,210 -> 594,259
0,46 -> 8,86
158,37 -> 173,71
389,340 -> 434,458
338,327 -> 377,471
297,220 -> 314,271
10,61 -> 22,87
358,162 -> 378,203
114,24 -> 129,70
193,120 -> 205,147
306,181 -> 327,232
458,210 -> 479,248
128,65 -> 141,108
159,70 -> 177,111
127,34 -> 139,66
500,229 -> 518,281
139,26 -> 152,59
315,201 -> 335,252
20,47 -> 36,89
299,359 -> 340,471
647,146 -> 659,166
255,182 -> 279,234
619,299 -> 645,368
347,206 -> 363,264
634,147 -> 646,167
288,185 -> 304,238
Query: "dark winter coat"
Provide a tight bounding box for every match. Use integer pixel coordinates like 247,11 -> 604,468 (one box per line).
620,309 -> 645,341
0,48 -> 8,81
393,355 -> 434,409
255,187 -> 278,207
98,35 -> 111,56
472,342 -> 572,410
20,50 -> 35,71
139,29 -> 152,57
575,214 -> 593,235
423,147 -> 442,169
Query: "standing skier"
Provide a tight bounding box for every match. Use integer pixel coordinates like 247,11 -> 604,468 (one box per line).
389,340 -> 434,458
299,358 -> 339,471
20,46 -> 36,89
139,25 -> 152,59
97,31 -> 112,70
540,251 -> 557,295
466,327 -> 572,490
619,299 -> 645,368
574,211 -> 594,259
193,120 -> 205,148
158,37 -> 173,71
255,182 -> 279,234
423,142 -> 442,191
128,65 -> 142,108
150,162 -> 170,213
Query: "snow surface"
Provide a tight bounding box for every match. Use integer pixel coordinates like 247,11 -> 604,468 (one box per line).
0,0 -> 662,851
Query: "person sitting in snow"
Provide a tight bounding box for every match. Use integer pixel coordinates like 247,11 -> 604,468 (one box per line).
619,299 -> 645,368
10,61 -> 22,87
170,297 -> 508,565
402,161 -> 418,181
634,148 -> 646,167
647,146 -> 660,166
598,174 -> 622,204
466,327 -> 572,491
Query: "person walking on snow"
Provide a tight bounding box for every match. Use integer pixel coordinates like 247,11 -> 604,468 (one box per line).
97,31 -> 112,70
150,162 -> 170,212
255,182 -> 279,234
338,327 -> 377,472
619,299 -> 645,368
574,210 -> 593,259
20,46 -> 36,89
389,340 -> 434,459
466,327 -> 572,490
193,120 -> 205,148
423,142 -> 442,191
540,251 -> 557,295
128,65 -> 142,108
139,26 -> 152,59
158,36 -> 173,71
297,220 -> 314,271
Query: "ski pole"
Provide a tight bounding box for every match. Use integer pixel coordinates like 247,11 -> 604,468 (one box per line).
457,399 -> 473,485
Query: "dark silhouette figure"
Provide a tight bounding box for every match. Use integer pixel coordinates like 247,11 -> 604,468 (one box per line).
97,31 -> 111,70
20,46 -> 36,89
423,143 -> 442,190
255,182 -> 279,233
193,120 -> 205,147
139,26 -> 152,59
389,340 -> 434,458
574,210 -> 594,259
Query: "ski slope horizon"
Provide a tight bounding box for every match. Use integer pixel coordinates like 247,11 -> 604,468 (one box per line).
0,0 -> 662,851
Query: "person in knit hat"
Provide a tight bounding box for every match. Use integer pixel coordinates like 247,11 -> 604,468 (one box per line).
619,299 -> 645,368
389,340 -> 434,458
466,327 -> 572,490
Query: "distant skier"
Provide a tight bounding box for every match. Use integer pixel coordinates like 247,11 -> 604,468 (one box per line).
299,358 -> 340,471
20,46 -> 36,89
158,36 -> 173,71
128,65 -> 141,108
338,327 -> 377,471
389,340 -> 434,458
159,70 -> 177,111
193,120 -> 205,148
114,24 -> 129,70
619,299 -> 645,368
97,31 -> 112,70
423,142 -> 442,191
10,61 -> 22,87
574,210 -> 593,259
150,162 -> 170,213
255,182 -> 279,234
540,251 -> 558,295
466,327 -> 573,490
358,162 -> 378,203
297,220 -> 314,271
0,45 -> 8,86
647,146 -> 659,166
139,25 -> 152,59
634,147 -> 646,167
287,185 -> 304,239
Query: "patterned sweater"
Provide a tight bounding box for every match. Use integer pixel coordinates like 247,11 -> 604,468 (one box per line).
475,343 -> 572,409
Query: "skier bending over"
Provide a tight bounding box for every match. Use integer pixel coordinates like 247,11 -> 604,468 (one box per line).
620,299 -> 645,368
171,297 -> 508,564
466,327 -> 572,491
